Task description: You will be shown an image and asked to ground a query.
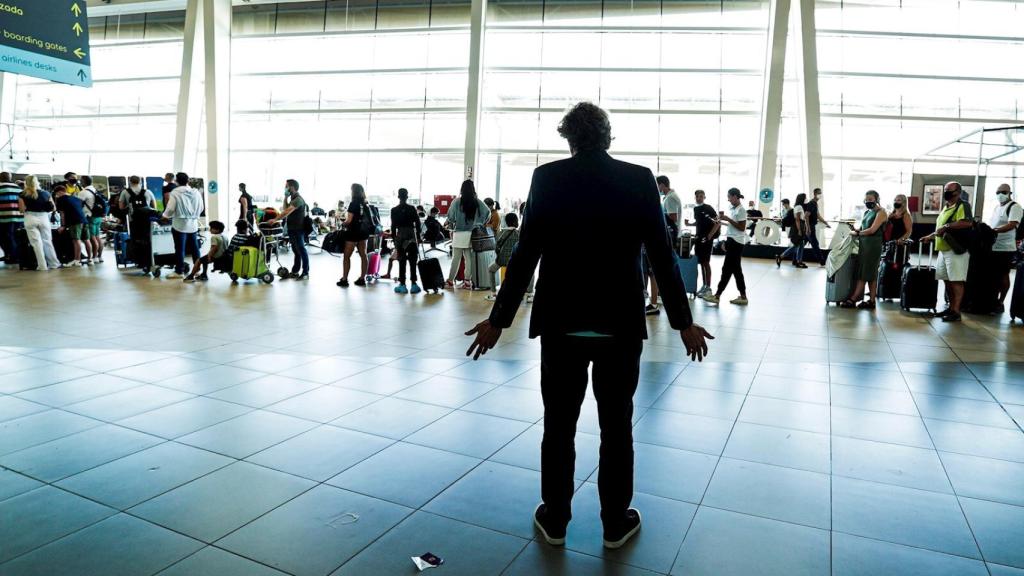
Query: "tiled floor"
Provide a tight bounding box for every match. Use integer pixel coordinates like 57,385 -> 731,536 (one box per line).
1,252 -> 1023,575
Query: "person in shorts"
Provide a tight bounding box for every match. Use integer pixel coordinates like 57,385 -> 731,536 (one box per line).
921,181 -> 973,322
685,189 -> 719,297
987,183 -> 1021,312
185,220 -> 227,282
54,184 -> 91,266
78,176 -> 105,263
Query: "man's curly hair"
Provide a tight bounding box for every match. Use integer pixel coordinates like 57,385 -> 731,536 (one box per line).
558,102 -> 612,152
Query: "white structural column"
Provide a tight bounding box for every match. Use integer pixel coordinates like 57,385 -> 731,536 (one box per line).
203,0 -> 231,221
463,0 -> 488,181
0,74 -> 14,169
794,0 -> 823,196
174,0 -> 204,175
755,0 -> 791,203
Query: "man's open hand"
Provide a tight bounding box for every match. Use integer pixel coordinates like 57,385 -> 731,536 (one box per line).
465,319 -> 503,360
681,323 -> 715,362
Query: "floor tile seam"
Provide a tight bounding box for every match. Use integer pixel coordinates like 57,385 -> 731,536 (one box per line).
889,346 -> 988,564
145,543 -> 301,576
828,527 -> 992,566
0,368 -> 105,392
0,501 -> 120,568
13,380 -> 157,412
3,435 -> 177,488
665,316 -> 777,574
963,380 -> 1024,435
0,410 -> 131,458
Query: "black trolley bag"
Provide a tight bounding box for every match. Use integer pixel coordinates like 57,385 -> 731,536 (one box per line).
416,244 -> 445,293
877,240 -> 909,301
900,241 -> 938,313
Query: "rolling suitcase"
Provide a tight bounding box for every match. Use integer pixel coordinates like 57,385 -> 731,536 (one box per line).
877,241 -> 908,301
472,250 -> 496,290
52,230 -> 75,265
417,249 -> 445,294
367,251 -> 381,278
676,255 -> 699,299
114,231 -> 131,267
16,228 -> 36,270
826,255 -> 858,304
900,243 -> 938,313
230,246 -> 272,283
1010,261 -> 1024,323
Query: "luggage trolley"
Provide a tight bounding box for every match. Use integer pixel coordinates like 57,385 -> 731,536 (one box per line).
258,221 -> 291,280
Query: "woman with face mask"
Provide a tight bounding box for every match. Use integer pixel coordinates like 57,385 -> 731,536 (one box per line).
840,190 -> 888,310
888,194 -> 914,245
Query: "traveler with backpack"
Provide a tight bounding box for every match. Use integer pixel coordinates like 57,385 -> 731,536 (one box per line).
776,193 -> 809,268
54,183 -> 90,267
17,176 -> 60,271
839,190 -> 888,310
119,176 -> 157,213
921,182 -> 973,322
267,179 -> 310,280
445,180 -> 490,290
988,183 -> 1022,313
336,183 -> 377,288
78,176 -> 107,264
391,188 -> 423,294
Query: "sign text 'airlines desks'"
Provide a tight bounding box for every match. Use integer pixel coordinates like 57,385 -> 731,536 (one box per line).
0,0 -> 92,87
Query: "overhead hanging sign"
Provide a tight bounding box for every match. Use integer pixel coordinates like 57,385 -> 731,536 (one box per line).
0,0 -> 92,87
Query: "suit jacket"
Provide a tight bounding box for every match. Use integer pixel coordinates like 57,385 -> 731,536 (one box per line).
488,149 -> 693,339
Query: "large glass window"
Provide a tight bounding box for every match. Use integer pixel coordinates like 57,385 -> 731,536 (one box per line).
479,1 -> 771,207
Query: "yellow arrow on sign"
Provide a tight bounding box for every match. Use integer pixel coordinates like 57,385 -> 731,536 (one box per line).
71,3 -> 82,16
74,48 -> 86,59
72,22 -> 83,36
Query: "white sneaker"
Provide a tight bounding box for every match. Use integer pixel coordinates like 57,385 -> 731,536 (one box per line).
70,261 -> 82,268
526,295 -> 535,304
485,294 -> 498,301
701,293 -> 720,304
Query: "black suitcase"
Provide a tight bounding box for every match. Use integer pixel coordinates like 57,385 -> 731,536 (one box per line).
1010,262 -> 1024,322
901,243 -> 938,313
877,242 -> 908,301
417,253 -> 445,293
16,228 -> 36,270
52,230 -> 75,265
963,247 -> 997,314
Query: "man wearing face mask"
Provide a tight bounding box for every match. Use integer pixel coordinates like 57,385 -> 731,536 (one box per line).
921,181 -> 973,322
804,188 -> 830,265
987,184 -> 1021,312
268,179 -> 309,280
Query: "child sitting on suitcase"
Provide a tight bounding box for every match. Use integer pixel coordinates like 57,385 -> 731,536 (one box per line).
185,220 -> 227,282
485,212 -> 521,302
227,219 -> 256,255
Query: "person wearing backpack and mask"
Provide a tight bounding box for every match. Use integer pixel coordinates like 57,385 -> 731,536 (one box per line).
921,182 -> 974,322
77,176 -> 106,264
337,183 -> 375,288
988,183 -> 1022,312
267,179 -> 309,280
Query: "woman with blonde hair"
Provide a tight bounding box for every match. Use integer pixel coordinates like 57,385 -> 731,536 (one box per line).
888,193 -> 914,244
17,176 -> 61,270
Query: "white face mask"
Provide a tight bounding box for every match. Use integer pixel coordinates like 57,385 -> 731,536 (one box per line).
130,184 -> 141,193
695,200 -> 704,206
998,192 -> 1010,203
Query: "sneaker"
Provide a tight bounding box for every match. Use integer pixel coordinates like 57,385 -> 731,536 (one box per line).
380,273 -> 391,280
485,293 -> 498,301
445,280 -> 455,290
96,257 -> 104,263
461,281 -> 473,290
603,508 -> 642,549
730,296 -> 749,306
70,261 -> 82,268
702,293 -> 720,304
183,276 -> 196,283
533,504 -> 566,546
289,271 -> 302,279
296,273 -> 309,281
197,274 -> 209,282
410,283 -> 422,294
354,278 -> 366,287
942,312 -> 962,322
775,254 -> 782,268
645,304 -> 660,316
526,294 -> 535,304
337,279 -> 349,288
394,283 -> 408,294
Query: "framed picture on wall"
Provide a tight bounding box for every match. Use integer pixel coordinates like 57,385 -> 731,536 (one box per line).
922,185 -> 944,214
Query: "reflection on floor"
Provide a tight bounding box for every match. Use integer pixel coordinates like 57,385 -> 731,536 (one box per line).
0,251 -> 1023,575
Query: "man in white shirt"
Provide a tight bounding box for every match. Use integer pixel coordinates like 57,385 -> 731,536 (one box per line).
988,183 -> 1022,312
702,187 -> 748,305
161,172 -> 204,280
658,175 -> 683,240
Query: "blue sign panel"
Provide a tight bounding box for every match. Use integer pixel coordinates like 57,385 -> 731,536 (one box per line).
0,1 -> 92,87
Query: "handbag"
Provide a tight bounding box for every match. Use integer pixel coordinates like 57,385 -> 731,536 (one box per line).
471,225 -> 496,253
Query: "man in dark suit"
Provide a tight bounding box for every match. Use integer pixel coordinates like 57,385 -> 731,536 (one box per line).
465,102 -> 714,550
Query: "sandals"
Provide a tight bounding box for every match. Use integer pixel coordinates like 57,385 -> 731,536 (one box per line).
838,300 -> 857,309
857,300 -> 876,310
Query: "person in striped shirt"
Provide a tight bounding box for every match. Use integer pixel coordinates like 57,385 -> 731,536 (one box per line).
0,172 -> 24,265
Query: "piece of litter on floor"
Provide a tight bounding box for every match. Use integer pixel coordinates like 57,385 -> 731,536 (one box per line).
412,552 -> 444,571
325,512 -> 360,528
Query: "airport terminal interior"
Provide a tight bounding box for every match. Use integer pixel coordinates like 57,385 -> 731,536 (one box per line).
2,0 -> 1024,575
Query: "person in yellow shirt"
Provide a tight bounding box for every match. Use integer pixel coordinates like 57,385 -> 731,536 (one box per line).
63,172 -> 82,196
921,181 -> 974,322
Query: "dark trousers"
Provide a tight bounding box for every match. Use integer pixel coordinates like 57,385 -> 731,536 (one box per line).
397,243 -> 418,283
288,230 -> 309,275
805,229 -> 825,263
171,229 -> 200,274
0,222 -> 20,263
540,334 -> 642,528
717,238 -> 746,295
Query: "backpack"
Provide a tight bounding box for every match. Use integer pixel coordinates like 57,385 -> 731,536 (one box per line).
127,189 -> 149,214
358,203 -> 382,237
88,191 -> 108,218
1006,201 -> 1024,243
782,208 -> 795,230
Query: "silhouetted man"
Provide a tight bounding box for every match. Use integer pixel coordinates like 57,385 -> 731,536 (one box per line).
465,102 -> 713,550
